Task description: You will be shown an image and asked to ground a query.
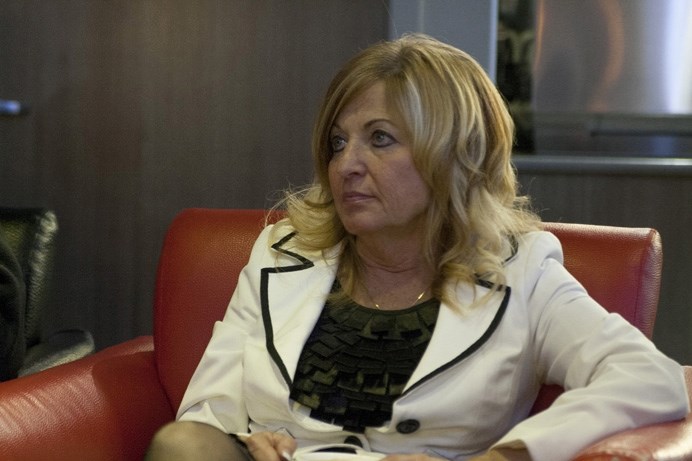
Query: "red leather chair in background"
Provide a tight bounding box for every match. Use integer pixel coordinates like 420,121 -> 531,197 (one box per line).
0,208 -> 689,461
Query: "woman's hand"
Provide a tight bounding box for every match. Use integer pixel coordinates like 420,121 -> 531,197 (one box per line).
238,431 -> 297,461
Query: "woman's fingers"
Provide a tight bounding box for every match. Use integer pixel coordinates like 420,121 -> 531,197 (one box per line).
242,431 -> 297,461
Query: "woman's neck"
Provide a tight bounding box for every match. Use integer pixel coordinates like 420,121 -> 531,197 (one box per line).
354,235 -> 435,310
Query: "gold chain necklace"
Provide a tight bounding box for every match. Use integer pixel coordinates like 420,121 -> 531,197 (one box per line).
364,284 -> 429,310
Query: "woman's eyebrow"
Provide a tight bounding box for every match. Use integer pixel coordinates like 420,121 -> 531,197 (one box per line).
364,118 -> 392,127
330,118 -> 394,133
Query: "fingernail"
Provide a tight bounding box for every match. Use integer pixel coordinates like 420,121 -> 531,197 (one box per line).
235,432 -> 250,443
281,450 -> 292,461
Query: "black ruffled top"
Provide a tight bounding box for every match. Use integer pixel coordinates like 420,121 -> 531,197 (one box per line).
289,297 -> 440,433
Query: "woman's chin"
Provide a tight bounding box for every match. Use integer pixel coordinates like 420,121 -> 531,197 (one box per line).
341,220 -> 381,238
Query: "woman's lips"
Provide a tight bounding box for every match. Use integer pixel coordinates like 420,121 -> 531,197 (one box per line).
342,192 -> 372,203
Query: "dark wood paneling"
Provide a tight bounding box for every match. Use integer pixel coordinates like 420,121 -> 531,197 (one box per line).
1,1 -> 388,349
516,156 -> 692,364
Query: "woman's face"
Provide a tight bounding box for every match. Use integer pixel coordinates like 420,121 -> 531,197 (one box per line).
328,82 -> 431,241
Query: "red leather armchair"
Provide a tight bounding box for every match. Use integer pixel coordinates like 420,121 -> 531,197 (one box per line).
0,208 -> 689,461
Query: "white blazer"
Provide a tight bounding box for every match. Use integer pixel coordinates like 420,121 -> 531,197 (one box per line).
178,225 -> 688,461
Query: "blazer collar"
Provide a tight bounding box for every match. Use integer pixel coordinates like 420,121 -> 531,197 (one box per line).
261,233 -> 510,392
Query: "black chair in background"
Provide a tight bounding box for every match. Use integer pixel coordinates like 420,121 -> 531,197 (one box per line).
0,207 -> 94,378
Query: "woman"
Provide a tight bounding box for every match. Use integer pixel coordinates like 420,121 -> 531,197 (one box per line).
147,34 -> 688,461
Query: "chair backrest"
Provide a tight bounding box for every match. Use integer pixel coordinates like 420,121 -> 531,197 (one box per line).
0,207 -> 58,349
154,209 -> 273,409
542,221 -> 661,338
153,209 -> 663,413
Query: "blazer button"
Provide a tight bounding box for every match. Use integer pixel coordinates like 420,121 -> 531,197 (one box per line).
344,436 -> 363,447
396,419 -> 420,434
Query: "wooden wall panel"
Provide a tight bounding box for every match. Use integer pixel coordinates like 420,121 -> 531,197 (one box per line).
0,1 -> 388,349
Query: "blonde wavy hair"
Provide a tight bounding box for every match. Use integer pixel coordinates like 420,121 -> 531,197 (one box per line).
273,33 -> 540,308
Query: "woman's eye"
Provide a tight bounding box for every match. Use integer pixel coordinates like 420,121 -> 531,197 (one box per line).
330,136 -> 346,153
372,130 -> 395,147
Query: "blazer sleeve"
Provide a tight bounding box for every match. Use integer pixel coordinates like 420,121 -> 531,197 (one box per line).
176,225 -> 275,432
494,232 -> 689,461
0,228 -> 25,381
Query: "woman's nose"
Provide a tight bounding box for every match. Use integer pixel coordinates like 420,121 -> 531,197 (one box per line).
334,141 -> 367,177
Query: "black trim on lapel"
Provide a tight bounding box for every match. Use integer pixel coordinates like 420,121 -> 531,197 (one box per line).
401,281 -> 511,395
261,232 -> 315,386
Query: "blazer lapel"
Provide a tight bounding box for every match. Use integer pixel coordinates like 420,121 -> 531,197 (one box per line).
260,233 -> 340,387
404,281 -> 511,393
405,238 -> 518,392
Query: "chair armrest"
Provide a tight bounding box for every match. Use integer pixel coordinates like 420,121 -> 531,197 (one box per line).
0,336 -> 175,461
573,366 -> 692,461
